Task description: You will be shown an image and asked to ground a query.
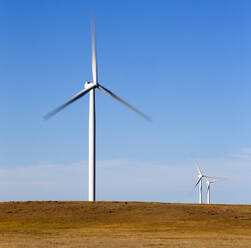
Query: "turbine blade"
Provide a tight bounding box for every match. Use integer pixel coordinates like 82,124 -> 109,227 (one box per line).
205,175 -> 223,180
44,85 -> 96,119
193,158 -> 202,175
206,184 -> 210,194
211,178 -> 225,183
204,175 -> 225,183
98,84 -> 151,121
193,177 -> 201,190
91,18 -> 98,83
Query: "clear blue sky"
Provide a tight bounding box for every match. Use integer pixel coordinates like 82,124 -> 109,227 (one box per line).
1,0 -> 251,203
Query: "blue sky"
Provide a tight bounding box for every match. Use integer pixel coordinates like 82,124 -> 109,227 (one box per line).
1,0 -> 251,203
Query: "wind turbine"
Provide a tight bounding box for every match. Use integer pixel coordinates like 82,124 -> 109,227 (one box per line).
44,20 -> 150,202
193,160 -> 205,204
205,176 -> 224,204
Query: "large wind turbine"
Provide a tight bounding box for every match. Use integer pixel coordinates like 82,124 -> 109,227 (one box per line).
44,20 -> 150,202
205,177 -> 223,204
193,160 -> 205,204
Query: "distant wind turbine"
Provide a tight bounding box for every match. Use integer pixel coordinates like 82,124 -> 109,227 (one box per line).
44,20 -> 150,202
193,159 -> 205,204
205,176 -> 224,204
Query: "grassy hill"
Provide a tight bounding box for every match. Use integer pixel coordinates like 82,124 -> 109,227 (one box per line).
0,201 -> 251,247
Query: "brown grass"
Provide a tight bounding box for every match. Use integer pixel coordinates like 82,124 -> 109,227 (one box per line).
0,201 -> 251,247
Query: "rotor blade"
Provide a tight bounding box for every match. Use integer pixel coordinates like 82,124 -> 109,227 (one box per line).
211,178 -> 225,183
98,84 -> 151,121
44,85 -> 96,120
193,158 -> 202,176
193,177 -> 201,190
206,184 -> 210,194
204,175 -> 223,180
91,18 -> 98,83
205,175 -> 225,183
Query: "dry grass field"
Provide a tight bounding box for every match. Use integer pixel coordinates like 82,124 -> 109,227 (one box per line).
0,201 -> 251,247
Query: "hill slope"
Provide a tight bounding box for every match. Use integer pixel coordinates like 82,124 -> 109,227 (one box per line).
0,201 -> 251,247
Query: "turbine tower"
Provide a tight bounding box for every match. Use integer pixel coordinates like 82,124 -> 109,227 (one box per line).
44,20 -> 150,202
205,177 -> 223,204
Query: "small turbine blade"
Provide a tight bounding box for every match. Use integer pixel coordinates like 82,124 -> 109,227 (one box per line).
98,84 -> 151,121
204,175 -> 223,180
91,18 -> 98,84
211,178 -> 225,183
193,158 -> 202,176
206,184 -> 210,194
44,85 -> 96,119
193,177 -> 201,190
204,175 -> 225,183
